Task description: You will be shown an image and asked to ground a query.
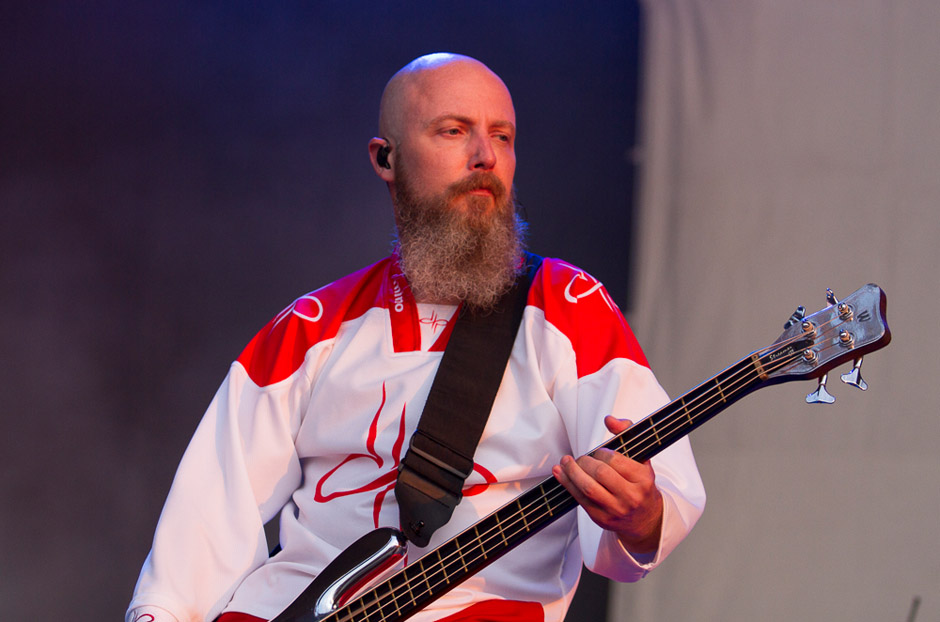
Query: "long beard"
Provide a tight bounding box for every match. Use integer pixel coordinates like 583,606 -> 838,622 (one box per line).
393,170 -> 527,311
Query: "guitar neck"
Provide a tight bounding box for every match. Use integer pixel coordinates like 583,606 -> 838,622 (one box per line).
325,346 -> 789,622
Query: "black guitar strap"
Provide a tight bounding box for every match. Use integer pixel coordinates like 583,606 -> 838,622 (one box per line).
395,252 -> 543,547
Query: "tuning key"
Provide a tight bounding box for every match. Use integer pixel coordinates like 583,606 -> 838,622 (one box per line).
840,357 -> 868,391
784,306 -> 806,329
827,288 -> 854,320
806,373 -> 836,404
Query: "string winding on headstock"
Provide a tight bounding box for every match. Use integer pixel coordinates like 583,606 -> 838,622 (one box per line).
761,284 -> 890,403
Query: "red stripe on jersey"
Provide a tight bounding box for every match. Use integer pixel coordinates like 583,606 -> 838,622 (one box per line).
237,259 -> 391,386
214,598 -> 541,622
236,256 -> 647,387
436,599 -> 544,621
530,258 -> 649,378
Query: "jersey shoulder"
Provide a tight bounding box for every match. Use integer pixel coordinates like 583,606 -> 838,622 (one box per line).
529,257 -> 650,377
236,257 -> 393,386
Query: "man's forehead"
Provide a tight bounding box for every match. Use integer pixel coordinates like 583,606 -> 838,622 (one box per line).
406,65 -> 513,118
380,54 -> 515,136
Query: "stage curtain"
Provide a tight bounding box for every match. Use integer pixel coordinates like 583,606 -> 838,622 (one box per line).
611,1 -> 940,620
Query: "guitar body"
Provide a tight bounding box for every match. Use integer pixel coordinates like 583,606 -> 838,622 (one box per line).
272,528 -> 408,622
272,284 -> 891,622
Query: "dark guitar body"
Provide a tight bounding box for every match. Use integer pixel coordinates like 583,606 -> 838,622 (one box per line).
272,527 -> 407,622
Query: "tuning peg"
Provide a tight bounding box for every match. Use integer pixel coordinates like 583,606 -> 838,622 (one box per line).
840,357 -> 868,391
784,306 -> 806,329
806,373 -> 836,404
827,288 -> 854,320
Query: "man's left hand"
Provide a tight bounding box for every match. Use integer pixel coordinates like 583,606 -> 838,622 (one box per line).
551,415 -> 664,555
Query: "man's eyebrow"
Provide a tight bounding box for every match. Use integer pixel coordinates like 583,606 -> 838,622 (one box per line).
425,114 -> 516,133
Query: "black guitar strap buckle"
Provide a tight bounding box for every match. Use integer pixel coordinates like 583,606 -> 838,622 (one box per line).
397,431 -> 473,546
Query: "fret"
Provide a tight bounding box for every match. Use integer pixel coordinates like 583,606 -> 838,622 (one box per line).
517,499 -> 531,532
716,378 -> 727,403
494,513 -> 510,546
539,482 -> 553,517
400,567 -> 417,606
547,483 -> 569,515
423,557 -> 446,596
453,537 -> 469,572
436,550 -> 450,584
418,558 -> 434,594
473,525 -> 488,560
358,594 -> 376,622
649,417 -> 661,445
385,580 -> 402,617
680,397 -> 694,426
374,590 -> 394,620
610,432 -> 625,456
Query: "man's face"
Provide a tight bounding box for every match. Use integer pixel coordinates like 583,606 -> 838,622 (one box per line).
376,57 -> 526,308
391,141 -> 526,309
389,60 -> 517,214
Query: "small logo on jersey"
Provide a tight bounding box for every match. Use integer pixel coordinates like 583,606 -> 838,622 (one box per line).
561,264 -> 615,311
390,277 -> 406,313
420,309 -> 451,334
389,270 -> 408,313
274,294 -> 324,326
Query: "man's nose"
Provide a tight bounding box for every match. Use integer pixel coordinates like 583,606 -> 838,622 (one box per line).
468,133 -> 497,170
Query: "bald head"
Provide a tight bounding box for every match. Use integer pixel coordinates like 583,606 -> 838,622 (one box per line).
378,53 -> 514,144
368,51 -> 517,221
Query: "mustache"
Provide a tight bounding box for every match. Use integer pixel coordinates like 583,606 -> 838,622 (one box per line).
445,172 -> 507,202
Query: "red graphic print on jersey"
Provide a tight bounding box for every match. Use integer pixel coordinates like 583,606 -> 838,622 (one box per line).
314,383 -> 496,527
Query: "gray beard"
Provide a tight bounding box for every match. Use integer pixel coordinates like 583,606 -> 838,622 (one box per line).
393,170 -> 527,311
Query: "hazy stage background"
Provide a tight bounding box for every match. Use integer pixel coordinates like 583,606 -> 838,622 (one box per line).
2,2 -> 937,620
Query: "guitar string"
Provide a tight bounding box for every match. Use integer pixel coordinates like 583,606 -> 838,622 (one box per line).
331,333 -> 836,622
327,347 -> 797,622
329,327 -> 838,621
328,317 -> 847,621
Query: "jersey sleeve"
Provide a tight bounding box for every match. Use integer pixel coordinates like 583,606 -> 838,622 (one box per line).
126,318 -> 318,621
126,260 -> 391,621
531,258 -> 706,582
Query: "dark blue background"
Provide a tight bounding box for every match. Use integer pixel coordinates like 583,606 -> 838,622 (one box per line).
1,3 -> 641,618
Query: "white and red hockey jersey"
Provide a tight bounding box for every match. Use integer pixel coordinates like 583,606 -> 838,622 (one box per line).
127,255 -> 705,622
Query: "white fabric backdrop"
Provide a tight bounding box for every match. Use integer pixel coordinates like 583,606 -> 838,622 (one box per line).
611,1 -> 940,620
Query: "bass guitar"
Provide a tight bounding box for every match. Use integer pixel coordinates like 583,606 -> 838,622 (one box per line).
273,283 -> 891,622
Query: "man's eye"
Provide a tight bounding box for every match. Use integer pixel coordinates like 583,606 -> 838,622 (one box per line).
443,128 -> 461,136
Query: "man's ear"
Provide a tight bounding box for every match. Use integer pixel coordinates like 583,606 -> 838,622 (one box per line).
368,137 -> 395,181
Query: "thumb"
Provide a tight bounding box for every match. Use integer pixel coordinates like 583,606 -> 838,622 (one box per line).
604,415 -> 634,435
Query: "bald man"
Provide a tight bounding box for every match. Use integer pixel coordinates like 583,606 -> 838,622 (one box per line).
127,53 -> 705,622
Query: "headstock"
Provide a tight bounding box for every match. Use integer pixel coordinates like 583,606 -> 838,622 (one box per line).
759,284 -> 891,403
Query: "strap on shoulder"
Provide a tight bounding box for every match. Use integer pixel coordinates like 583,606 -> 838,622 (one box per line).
395,252 -> 543,546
